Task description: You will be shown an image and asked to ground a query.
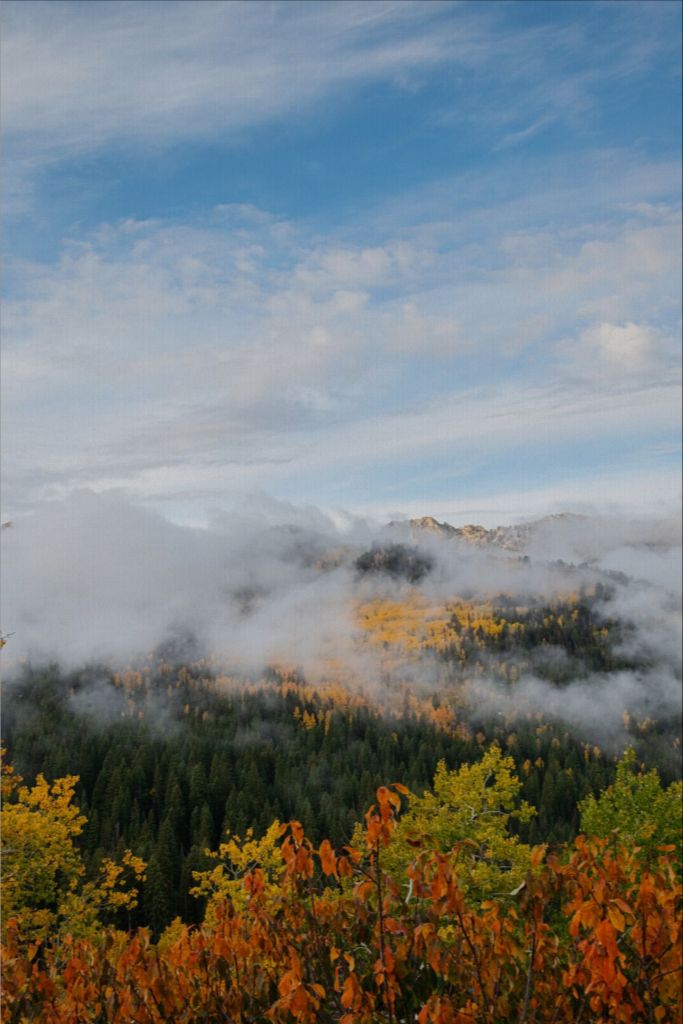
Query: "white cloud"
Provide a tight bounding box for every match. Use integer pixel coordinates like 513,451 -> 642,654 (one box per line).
0,1 -> 464,184
292,242 -> 421,293
2,184 -> 680,518
382,303 -> 470,358
3,0 -> 679,215
578,321 -> 659,372
495,115 -> 556,150
285,376 -> 681,478
2,488 -> 680,716
365,467 -> 682,528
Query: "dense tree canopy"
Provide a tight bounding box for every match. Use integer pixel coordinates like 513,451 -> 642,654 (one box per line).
2,586 -> 680,1019
2,758 -> 681,1023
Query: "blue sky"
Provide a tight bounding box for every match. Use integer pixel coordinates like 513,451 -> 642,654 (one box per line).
2,0 -> 681,527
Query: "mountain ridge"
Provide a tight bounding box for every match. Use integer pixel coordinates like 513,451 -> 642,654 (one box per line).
387,512 -> 588,552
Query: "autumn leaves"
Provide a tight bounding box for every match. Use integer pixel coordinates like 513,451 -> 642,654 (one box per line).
1,751 -> 681,1023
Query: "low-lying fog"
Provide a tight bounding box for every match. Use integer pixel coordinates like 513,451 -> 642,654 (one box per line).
2,490 -> 681,737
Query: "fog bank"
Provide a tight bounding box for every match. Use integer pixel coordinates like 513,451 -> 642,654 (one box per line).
2,491 -> 680,736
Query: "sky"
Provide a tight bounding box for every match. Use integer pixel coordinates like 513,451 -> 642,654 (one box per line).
2,0 -> 681,529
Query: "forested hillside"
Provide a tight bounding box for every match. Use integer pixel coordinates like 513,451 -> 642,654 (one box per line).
2,526 -> 681,1020
3,584 -> 680,935
2,740 -> 681,1022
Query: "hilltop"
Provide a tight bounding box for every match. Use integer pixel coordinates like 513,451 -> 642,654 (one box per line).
387,512 -> 588,553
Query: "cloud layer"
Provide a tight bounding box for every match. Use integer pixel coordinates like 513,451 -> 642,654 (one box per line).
4,2 -> 678,189
3,195 -> 680,522
2,493 -> 680,745
1,2 -> 680,537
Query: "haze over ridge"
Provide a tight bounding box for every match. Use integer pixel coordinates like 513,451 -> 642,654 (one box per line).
2,491 -> 680,745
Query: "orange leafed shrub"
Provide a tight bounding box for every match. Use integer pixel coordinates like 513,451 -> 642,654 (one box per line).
2,781 -> 681,1023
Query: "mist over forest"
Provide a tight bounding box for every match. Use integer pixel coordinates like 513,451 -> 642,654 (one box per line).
2,489 -> 681,742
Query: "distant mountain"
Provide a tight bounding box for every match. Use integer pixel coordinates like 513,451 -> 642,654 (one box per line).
388,512 -> 588,553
